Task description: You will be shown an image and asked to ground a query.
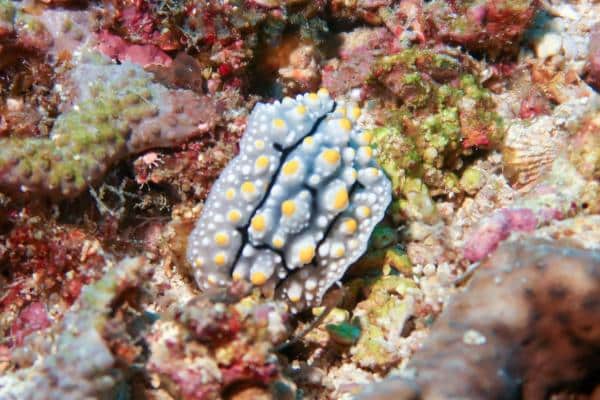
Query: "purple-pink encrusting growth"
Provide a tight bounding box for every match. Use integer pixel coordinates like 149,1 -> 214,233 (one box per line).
463,207 -> 560,262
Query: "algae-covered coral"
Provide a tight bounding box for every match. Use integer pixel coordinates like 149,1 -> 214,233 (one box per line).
368,48 -> 504,223
0,53 -> 220,199
1,0 -> 600,398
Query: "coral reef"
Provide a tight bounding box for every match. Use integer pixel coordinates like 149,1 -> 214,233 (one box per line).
0,0 -> 599,398
187,92 -> 392,312
356,239 -> 600,400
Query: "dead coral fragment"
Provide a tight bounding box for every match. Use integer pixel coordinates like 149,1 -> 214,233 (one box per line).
426,0 -> 539,58
0,257 -> 149,400
350,275 -> 417,369
357,239 -> 600,400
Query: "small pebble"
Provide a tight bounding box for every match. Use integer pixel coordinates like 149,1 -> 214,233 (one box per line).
535,32 -> 563,59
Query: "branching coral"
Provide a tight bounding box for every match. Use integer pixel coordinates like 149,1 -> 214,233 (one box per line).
357,239 -> 600,399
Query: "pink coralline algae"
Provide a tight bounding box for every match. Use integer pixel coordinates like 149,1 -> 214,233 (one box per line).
111,3 -> 180,52
0,211 -> 107,316
463,207 -> 546,262
9,302 -> 51,347
96,30 -> 173,67
321,27 -> 397,96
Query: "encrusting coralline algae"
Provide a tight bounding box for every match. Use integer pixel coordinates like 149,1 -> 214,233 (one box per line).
186,90 -> 392,312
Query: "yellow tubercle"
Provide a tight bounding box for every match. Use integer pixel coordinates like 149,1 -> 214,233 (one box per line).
255,140 -> 265,150
360,146 -> 373,158
251,271 -> 268,286
333,188 -> 349,210
273,118 -> 286,129
318,88 -> 329,97
225,188 -> 236,201
282,159 -> 300,176
308,93 -> 319,101
322,148 -> 341,165
343,218 -> 357,234
193,258 -> 204,268
361,131 -> 373,145
241,181 -> 256,195
255,155 -> 270,170
214,252 -> 227,267
351,106 -> 361,119
338,118 -> 352,132
281,200 -> 296,216
214,231 -> 230,247
272,237 -> 285,248
251,214 -> 266,232
289,293 -> 301,303
357,206 -> 372,219
227,209 -> 241,223
295,105 -> 307,115
299,245 -> 315,265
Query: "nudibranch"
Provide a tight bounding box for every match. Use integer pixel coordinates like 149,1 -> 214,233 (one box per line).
186,90 -> 392,312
